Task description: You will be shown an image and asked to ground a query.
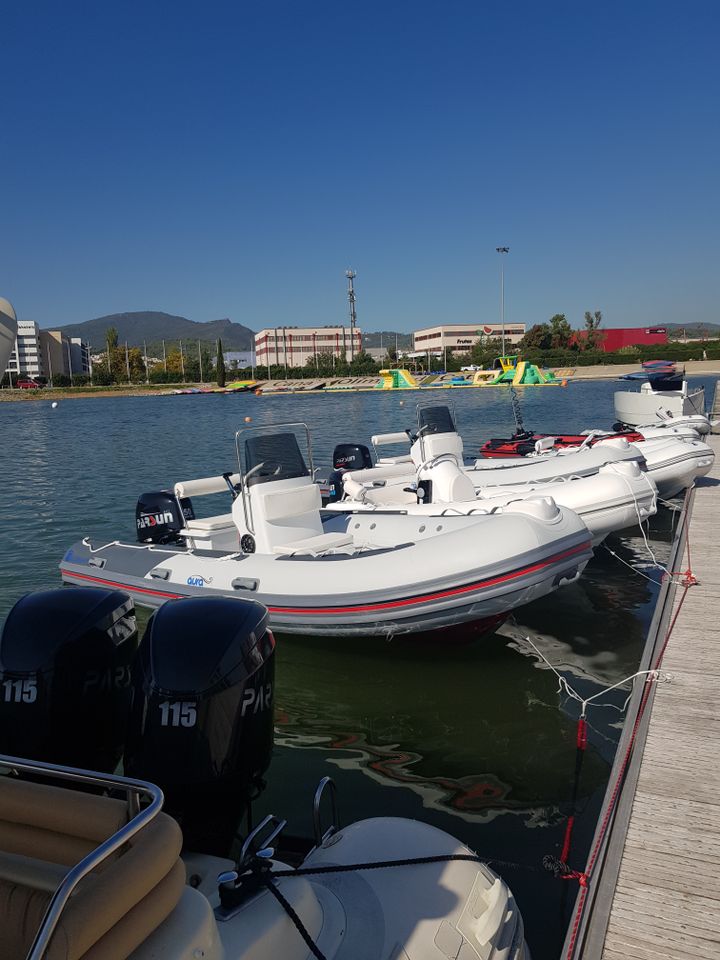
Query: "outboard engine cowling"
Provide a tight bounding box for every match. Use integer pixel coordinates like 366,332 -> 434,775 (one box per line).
124,596 -> 275,855
327,443 -> 373,502
136,490 -> 194,544
0,588 -> 138,771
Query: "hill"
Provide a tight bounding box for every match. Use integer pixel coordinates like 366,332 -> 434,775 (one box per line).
57,311 -> 255,351
665,322 -> 720,339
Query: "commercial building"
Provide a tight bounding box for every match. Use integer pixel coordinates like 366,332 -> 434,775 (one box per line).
255,326 -> 362,368
5,320 -> 45,379
412,323 -> 526,356
69,338 -> 92,375
580,326 -> 669,352
223,350 -> 256,369
4,321 -> 91,382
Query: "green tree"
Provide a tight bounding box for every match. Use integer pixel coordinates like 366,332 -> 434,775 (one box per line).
349,350 -> 380,375
549,314 -> 573,349
582,310 -> 604,350
216,338 -> 226,387
519,323 -> 552,351
106,327 -> 119,349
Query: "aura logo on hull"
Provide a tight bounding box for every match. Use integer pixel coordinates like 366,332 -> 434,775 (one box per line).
187,574 -> 213,587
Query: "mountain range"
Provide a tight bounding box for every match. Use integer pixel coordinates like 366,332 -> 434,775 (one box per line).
58,312 -> 255,351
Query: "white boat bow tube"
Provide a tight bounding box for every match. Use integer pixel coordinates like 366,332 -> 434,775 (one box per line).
60,423 -> 593,637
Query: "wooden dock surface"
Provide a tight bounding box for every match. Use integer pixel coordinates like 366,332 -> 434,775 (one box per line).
600,434 -> 720,959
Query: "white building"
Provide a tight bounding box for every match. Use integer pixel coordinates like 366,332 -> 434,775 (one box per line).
4,321 -> 91,381
413,323 -> 526,356
6,320 -> 45,379
69,338 -> 92,375
255,326 -> 362,368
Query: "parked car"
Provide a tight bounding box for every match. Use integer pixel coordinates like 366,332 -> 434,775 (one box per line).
16,378 -> 43,389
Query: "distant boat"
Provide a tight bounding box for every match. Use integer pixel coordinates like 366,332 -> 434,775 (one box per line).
614,363 -> 705,426
0,297 -> 18,381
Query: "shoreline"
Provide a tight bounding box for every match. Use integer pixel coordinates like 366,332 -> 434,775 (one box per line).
3,360 -> 720,402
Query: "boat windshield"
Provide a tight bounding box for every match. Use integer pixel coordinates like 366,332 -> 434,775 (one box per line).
418,405 -> 457,435
244,432 -> 311,486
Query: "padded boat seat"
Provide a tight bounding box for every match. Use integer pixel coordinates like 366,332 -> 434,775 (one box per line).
184,513 -> 235,532
362,486 -> 416,506
376,455 -> 414,465
0,776 -> 185,960
273,532 -> 354,556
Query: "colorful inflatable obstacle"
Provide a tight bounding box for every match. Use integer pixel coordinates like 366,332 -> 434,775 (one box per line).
486,356 -> 564,387
375,368 -> 420,389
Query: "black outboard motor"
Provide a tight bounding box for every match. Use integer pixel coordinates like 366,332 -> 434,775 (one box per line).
326,442 -> 373,503
124,596 -> 275,855
136,490 -> 194,544
0,588 -> 138,772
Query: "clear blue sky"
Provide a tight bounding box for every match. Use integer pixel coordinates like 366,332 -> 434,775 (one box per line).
3,1 -> 718,333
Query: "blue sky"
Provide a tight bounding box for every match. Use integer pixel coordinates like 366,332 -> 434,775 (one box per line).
2,1 -> 718,333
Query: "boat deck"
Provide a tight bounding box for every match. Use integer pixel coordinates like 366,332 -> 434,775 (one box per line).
580,433 -> 720,959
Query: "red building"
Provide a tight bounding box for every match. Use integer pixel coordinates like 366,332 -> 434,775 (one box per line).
572,326 -> 668,352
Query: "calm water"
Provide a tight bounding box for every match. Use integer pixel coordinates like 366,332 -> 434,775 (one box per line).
0,379 -> 709,957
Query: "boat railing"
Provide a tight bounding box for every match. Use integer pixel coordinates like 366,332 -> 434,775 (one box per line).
0,753 -> 163,960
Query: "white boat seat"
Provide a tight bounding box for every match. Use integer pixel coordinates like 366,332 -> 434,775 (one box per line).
262,483 -> 321,521
184,513 -> 235,532
377,455 -> 414,465
361,486 -> 416,506
273,532 -> 354,556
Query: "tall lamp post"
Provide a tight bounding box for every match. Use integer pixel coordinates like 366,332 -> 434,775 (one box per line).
496,246 -> 510,356
346,269 -> 357,361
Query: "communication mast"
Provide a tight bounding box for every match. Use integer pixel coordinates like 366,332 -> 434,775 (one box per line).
346,269 -> 357,361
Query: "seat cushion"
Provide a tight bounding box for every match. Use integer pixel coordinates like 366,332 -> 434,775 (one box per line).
273,532 -> 353,556
184,513 -> 235,532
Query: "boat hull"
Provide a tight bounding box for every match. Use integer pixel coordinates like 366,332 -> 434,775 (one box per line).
60,518 -> 592,638
614,385 -> 705,427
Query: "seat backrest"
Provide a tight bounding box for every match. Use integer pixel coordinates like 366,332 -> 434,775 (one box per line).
233,476 -> 323,553
0,776 -> 185,960
411,430 -> 464,467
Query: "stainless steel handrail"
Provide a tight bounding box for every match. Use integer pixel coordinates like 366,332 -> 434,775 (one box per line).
0,754 -> 164,960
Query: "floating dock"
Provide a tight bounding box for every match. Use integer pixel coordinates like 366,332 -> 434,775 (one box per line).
564,429 -> 720,958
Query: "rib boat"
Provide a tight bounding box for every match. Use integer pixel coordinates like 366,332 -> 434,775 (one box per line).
613,368 -> 705,427
60,423 -> 592,637
327,404 -> 713,505
329,458 -> 657,546
0,588 -> 529,959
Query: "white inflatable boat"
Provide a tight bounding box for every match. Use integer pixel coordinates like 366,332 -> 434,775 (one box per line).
330,458 -> 657,546
0,590 -> 529,960
60,423 -> 592,637
327,404 -> 712,505
623,412 -> 714,437
614,376 -> 706,427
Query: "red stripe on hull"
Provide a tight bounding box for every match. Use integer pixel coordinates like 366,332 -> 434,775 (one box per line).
60,539 -> 590,617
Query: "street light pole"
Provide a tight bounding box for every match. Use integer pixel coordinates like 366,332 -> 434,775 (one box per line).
496,246 -> 510,356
